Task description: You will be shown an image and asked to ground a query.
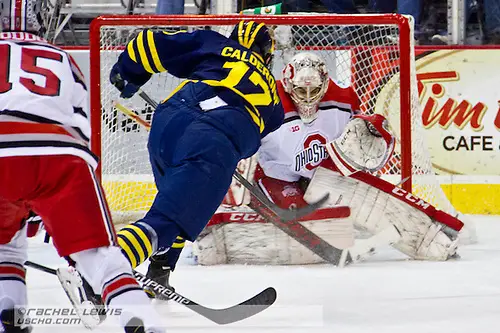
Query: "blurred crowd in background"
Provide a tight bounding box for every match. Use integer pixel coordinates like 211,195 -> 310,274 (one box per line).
154,0 -> 500,44
50,0 -> 500,45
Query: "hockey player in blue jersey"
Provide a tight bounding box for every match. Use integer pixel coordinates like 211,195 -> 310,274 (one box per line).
110,20 -> 284,297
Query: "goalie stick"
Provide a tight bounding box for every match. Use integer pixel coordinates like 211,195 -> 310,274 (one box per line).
25,260 -> 277,325
234,172 -> 351,266
115,96 -> 348,266
114,92 -> 330,222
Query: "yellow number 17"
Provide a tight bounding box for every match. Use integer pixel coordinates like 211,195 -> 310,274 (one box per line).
219,61 -> 272,107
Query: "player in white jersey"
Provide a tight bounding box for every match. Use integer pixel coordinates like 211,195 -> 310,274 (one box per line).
0,1 -> 164,332
196,52 -> 466,266
256,52 -> 360,193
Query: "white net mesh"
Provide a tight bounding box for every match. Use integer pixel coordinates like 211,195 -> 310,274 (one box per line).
91,15 -> 455,226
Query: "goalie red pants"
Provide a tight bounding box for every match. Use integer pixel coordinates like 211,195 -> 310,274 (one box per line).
117,84 -> 260,268
0,155 -> 116,256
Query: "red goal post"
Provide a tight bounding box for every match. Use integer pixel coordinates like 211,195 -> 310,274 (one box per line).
89,14 -> 450,225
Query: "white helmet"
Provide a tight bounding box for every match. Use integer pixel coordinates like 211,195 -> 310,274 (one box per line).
0,0 -> 50,35
282,52 -> 329,124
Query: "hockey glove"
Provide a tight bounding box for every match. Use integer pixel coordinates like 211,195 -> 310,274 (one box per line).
110,64 -> 141,98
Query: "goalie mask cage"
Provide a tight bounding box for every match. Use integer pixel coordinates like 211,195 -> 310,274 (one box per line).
89,14 -> 455,225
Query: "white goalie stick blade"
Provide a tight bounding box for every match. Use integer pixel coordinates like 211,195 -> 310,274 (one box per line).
56,267 -> 102,329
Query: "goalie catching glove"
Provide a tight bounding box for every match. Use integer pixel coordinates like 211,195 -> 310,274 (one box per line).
327,114 -> 395,176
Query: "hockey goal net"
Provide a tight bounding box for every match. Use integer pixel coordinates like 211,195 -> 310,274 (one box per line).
90,14 -> 455,226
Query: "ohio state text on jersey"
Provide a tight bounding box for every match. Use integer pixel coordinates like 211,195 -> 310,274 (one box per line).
258,79 -> 360,181
0,32 -> 96,168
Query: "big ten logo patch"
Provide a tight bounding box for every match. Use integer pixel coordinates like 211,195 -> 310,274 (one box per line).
294,133 -> 328,171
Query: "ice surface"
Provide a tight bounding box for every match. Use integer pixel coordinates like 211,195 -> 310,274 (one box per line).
25,215 -> 500,333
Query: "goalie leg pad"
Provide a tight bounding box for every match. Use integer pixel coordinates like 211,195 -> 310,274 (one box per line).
346,225 -> 402,263
195,205 -> 353,265
414,224 -> 459,260
304,167 -> 459,261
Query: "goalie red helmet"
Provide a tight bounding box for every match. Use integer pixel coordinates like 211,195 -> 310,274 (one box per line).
282,52 -> 329,124
229,20 -> 275,66
0,0 -> 49,35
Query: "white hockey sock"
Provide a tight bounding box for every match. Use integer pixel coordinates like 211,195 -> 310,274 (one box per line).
71,246 -> 164,330
0,225 -> 28,312
0,264 -> 27,312
108,288 -> 163,329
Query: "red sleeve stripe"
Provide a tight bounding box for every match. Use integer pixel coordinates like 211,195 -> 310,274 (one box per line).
0,121 -> 89,145
102,273 -> 142,305
0,122 -> 73,137
0,262 -> 26,284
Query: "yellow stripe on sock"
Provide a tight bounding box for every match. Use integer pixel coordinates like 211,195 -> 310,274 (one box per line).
117,237 -> 138,268
172,242 -> 185,249
118,229 -> 147,267
127,225 -> 153,257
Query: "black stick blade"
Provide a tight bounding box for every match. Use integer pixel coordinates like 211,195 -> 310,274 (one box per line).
190,287 -> 277,325
232,172 -> 329,222
276,193 -> 330,222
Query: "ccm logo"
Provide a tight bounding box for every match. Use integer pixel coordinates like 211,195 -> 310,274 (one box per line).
392,187 -> 430,209
229,213 -> 264,222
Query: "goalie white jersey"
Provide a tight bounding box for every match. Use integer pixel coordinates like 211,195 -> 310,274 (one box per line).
258,79 -> 360,181
0,32 -> 96,168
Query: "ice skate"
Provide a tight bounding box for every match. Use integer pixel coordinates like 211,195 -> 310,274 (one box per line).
144,254 -> 174,300
0,309 -> 31,333
56,266 -> 105,329
124,317 -> 163,333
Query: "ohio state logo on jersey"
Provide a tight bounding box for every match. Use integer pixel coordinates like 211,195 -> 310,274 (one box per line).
294,133 -> 328,171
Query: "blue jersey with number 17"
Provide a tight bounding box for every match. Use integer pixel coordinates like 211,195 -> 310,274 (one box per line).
116,29 -> 284,137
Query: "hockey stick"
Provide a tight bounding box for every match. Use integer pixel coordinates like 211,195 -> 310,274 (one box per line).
114,100 -> 348,266
25,260 -> 277,325
239,175 -> 351,266
124,90 -> 330,222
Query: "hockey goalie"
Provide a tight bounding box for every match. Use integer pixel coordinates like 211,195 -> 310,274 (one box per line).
195,52 -> 469,266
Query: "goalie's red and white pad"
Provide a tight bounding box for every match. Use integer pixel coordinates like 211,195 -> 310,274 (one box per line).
194,205 -> 352,265
327,114 -> 395,176
304,167 -> 462,261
